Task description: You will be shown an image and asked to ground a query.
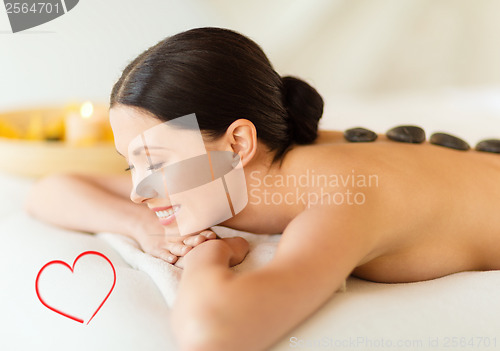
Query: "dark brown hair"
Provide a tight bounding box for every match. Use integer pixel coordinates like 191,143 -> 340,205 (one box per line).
110,27 -> 323,161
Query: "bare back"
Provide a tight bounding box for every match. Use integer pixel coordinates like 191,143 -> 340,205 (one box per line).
285,131 -> 500,282
107,129 -> 500,284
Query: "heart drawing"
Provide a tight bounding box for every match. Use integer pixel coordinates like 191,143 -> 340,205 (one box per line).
3,0 -> 80,33
35,251 -> 116,325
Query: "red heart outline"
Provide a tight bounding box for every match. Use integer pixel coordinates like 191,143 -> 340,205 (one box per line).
35,251 -> 116,325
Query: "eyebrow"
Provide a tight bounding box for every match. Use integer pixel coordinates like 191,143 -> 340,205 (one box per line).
116,146 -> 169,158
132,146 -> 169,156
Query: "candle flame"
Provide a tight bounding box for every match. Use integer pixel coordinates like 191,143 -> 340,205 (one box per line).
80,101 -> 94,119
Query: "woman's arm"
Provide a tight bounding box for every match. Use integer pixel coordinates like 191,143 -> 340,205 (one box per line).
171,202 -> 382,351
25,173 -> 155,237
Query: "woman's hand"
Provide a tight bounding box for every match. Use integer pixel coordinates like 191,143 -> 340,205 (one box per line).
134,228 -> 218,264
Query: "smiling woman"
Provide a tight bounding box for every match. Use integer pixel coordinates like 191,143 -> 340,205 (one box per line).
110,108 -> 250,238
27,27 -> 500,351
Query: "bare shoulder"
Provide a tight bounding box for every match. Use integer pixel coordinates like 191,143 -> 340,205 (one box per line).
273,194 -> 394,281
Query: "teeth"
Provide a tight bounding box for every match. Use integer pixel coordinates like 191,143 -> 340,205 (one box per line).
155,206 -> 179,218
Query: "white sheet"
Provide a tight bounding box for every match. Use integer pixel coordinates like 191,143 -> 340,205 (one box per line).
2,88 -> 500,350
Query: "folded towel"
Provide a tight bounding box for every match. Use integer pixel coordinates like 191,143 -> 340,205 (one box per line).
97,227 -> 345,308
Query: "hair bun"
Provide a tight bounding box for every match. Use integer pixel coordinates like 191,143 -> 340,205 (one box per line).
281,76 -> 324,145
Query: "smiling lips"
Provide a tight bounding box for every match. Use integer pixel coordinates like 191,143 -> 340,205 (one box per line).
152,205 -> 181,226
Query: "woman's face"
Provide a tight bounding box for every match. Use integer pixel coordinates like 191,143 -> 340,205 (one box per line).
109,105 -> 247,236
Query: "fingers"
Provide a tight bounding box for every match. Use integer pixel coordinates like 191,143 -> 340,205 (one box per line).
150,248 -> 178,264
167,242 -> 193,256
182,230 -> 217,246
202,230 -> 218,239
183,236 -> 205,247
144,230 -> 220,265
174,256 -> 185,269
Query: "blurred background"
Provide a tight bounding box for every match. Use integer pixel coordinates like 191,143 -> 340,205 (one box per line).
1,0 -> 500,175
2,0 -> 500,103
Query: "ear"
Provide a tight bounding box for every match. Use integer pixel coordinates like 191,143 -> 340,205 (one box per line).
223,119 -> 257,167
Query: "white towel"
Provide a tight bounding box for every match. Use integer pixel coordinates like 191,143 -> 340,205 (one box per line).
97,227 -> 282,308
97,227 -> 346,308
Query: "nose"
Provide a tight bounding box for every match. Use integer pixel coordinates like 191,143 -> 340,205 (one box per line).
130,187 -> 148,204
130,179 -> 162,203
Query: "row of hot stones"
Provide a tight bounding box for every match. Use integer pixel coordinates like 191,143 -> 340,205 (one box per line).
343,126 -> 500,153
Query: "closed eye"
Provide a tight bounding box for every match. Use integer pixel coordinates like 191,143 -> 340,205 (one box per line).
147,163 -> 165,171
125,165 -> 134,172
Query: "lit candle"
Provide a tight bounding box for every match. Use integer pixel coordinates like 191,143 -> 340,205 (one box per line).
65,102 -> 105,146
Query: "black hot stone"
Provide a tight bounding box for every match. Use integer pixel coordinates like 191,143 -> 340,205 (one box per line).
430,133 -> 470,151
386,125 -> 426,143
344,127 -> 378,142
475,139 -> 500,154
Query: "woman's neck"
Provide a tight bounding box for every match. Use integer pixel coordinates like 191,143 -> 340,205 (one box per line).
219,149 -> 305,234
